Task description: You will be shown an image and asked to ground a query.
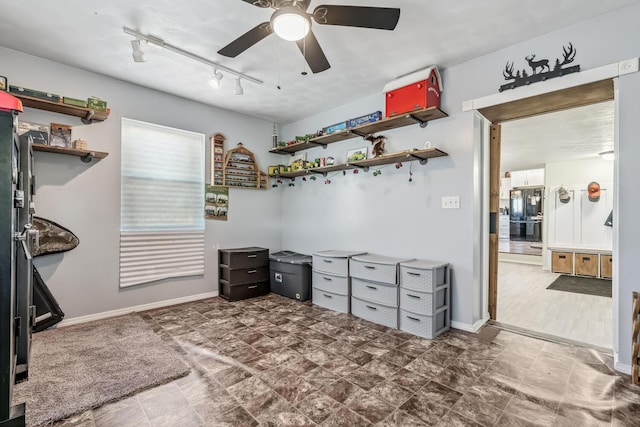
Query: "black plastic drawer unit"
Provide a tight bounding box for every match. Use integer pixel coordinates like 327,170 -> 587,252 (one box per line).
218,247 -> 269,301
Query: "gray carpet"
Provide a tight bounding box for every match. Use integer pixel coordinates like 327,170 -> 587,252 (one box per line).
14,313 -> 190,427
547,275 -> 612,298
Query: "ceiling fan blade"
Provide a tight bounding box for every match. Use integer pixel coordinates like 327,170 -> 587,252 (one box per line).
295,0 -> 311,11
218,22 -> 273,57
240,0 -> 274,8
296,30 -> 330,74
312,5 -> 400,30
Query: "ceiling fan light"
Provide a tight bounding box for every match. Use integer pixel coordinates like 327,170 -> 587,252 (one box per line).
271,7 -> 310,41
599,150 -> 614,161
234,78 -> 244,95
209,69 -> 223,88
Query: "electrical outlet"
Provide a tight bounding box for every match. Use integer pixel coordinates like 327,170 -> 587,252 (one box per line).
442,196 -> 460,209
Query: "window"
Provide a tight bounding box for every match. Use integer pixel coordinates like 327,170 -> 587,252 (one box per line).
120,118 -> 205,288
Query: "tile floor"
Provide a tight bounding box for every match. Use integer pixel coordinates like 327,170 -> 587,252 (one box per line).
52,294 -> 639,427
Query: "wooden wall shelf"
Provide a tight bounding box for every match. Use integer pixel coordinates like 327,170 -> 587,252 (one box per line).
31,144 -> 108,163
274,147 -> 448,179
14,94 -> 109,124
270,107 -> 448,155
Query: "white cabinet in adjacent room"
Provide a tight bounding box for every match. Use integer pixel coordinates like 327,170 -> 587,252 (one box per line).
510,168 -> 545,188
499,177 -> 511,199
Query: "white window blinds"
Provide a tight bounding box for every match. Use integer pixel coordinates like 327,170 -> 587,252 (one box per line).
120,118 -> 205,288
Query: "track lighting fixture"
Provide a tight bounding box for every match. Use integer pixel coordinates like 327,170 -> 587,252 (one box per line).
209,69 -> 223,88
123,27 -> 263,93
130,38 -> 146,63
234,78 -> 244,95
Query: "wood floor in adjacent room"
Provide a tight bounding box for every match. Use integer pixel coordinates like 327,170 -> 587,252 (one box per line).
496,260 -> 612,349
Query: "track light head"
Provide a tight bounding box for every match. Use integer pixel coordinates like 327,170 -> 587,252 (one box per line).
131,39 -> 146,62
209,69 -> 223,88
234,78 -> 244,95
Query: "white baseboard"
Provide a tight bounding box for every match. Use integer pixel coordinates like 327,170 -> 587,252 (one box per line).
58,291 -> 218,327
451,316 -> 489,333
614,362 -> 631,375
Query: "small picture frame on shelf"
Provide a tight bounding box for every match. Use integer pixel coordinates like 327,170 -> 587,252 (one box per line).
346,147 -> 368,162
0,76 -> 7,91
50,123 -> 72,148
18,121 -> 49,145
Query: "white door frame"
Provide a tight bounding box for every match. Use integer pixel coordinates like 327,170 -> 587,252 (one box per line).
464,58 -> 639,372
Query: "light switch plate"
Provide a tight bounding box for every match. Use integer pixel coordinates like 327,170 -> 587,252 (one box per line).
442,196 -> 460,209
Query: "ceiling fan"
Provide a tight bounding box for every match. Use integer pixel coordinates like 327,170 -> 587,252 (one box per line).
218,0 -> 401,73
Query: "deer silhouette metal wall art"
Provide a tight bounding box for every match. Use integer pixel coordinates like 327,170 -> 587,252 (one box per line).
499,43 -> 579,91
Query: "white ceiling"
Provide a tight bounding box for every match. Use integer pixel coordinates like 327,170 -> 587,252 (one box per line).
500,101 -> 614,172
0,1 -> 637,123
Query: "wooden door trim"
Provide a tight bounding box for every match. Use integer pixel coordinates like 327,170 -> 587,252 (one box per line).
479,79 -> 613,124
488,124 -> 501,320
484,79 -> 614,322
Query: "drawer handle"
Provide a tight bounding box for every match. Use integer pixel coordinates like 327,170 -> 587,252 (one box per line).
323,293 -> 333,298
323,259 -> 333,263
323,276 -> 333,281
365,305 -> 377,310
407,294 -> 421,299
366,285 -> 377,290
559,255 -> 566,259
407,272 -> 421,276
582,257 -> 591,261
248,285 -> 258,289
406,315 -> 421,322
364,265 -> 376,269
247,270 -> 257,274
247,254 -> 257,258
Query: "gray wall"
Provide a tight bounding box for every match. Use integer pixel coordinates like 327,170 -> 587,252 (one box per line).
280,3 -> 640,366
1,46 -> 283,319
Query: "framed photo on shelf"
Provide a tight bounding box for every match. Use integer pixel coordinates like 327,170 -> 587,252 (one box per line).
18,121 -> 49,145
346,147 -> 368,162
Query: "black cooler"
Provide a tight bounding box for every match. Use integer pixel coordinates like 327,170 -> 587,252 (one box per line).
269,251 -> 312,301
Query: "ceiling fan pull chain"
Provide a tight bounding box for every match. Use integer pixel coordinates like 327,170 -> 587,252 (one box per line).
301,35 -> 308,75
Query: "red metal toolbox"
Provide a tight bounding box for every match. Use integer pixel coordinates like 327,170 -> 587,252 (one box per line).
383,66 -> 442,118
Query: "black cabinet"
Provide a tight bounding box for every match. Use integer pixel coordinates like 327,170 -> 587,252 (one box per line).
218,247 -> 269,301
1,92 -> 34,426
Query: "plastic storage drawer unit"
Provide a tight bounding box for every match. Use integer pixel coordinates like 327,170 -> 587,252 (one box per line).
270,251 -> 312,301
218,247 -> 269,301
398,259 -> 450,339
312,250 -> 365,314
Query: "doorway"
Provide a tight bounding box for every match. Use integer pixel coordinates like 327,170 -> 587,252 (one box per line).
482,79 -> 615,349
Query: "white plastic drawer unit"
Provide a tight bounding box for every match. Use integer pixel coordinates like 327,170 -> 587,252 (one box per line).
399,260 -> 448,292
313,288 -> 349,314
312,270 -> 349,295
400,285 -> 448,316
351,277 -> 399,307
313,250 -> 366,276
399,308 -> 449,339
350,254 -> 414,285
351,296 -> 398,329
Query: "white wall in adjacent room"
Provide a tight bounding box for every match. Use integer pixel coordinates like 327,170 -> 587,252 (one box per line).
543,158 -> 614,269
